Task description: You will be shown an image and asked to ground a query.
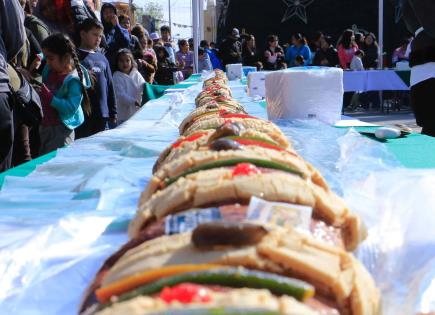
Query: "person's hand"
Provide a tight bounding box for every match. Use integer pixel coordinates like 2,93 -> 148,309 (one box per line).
230,51 -> 238,57
178,60 -> 185,70
29,58 -> 41,73
111,15 -> 119,26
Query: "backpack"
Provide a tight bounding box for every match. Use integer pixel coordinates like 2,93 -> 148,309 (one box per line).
7,64 -> 43,127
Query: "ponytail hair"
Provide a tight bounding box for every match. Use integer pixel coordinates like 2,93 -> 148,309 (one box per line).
41,33 -> 92,116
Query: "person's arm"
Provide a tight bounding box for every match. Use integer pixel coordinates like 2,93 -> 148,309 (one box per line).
205,55 -> 213,71
1,0 -> 26,61
303,46 -> 312,65
285,47 -> 295,65
114,24 -> 131,49
408,0 -> 435,37
392,49 -> 399,64
70,0 -> 97,28
332,49 -> 340,67
50,80 -> 84,117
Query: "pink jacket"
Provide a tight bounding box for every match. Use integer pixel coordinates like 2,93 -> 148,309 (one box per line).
338,44 -> 358,69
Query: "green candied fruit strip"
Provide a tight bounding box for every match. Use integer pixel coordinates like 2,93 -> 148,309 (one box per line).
163,158 -> 304,187
117,267 -> 314,304
225,135 -> 282,147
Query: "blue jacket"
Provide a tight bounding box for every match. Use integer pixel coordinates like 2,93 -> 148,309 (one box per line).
285,44 -> 312,67
78,49 -> 117,119
42,65 -> 91,130
100,3 -> 130,68
205,48 -> 223,70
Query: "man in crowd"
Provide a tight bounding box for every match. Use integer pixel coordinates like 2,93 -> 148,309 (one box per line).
0,0 -> 27,171
160,25 -> 176,64
219,27 -> 242,67
200,39 -> 223,70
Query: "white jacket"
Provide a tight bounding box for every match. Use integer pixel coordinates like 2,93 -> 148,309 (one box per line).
113,69 -> 145,122
350,56 -> 364,71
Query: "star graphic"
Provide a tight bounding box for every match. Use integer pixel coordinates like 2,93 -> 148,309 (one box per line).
281,0 -> 315,24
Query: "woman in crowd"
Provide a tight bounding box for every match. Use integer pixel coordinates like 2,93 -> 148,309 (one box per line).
312,35 -> 339,67
285,33 -> 311,67
175,39 -> 194,79
242,34 -> 262,70
337,29 -> 358,69
360,32 -> 380,109
392,38 -> 410,66
361,32 -> 379,69
263,34 -> 285,70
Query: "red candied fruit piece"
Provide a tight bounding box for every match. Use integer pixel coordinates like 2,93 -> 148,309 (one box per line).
159,283 -> 212,304
172,132 -> 207,148
232,163 -> 262,177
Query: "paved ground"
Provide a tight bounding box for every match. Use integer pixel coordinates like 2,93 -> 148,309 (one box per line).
344,107 -> 422,132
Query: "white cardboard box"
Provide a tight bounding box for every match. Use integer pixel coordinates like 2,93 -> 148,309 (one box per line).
226,63 -> 243,81
247,71 -> 270,98
265,67 -> 344,124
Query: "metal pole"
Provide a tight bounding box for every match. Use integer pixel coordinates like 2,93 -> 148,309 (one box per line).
378,0 -> 384,69
378,0 -> 384,110
192,0 -> 199,73
168,0 -> 172,29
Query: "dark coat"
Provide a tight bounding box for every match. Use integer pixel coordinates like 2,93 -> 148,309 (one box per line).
312,46 -> 339,67
220,37 -> 242,66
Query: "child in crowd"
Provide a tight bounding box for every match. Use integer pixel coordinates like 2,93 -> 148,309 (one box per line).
350,49 -> 365,71
112,49 -> 145,124
131,24 -> 157,83
76,18 -> 117,138
350,50 -> 365,109
100,3 -> 130,69
197,47 -> 213,72
155,45 -> 181,85
38,33 -> 91,155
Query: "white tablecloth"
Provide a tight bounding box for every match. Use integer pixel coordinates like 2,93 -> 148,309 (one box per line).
343,70 -> 409,92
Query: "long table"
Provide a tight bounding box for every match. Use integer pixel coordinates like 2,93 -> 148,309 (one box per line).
343,69 -> 410,92
0,79 -> 434,314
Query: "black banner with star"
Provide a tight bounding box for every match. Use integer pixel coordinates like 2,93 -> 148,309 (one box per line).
217,0 -> 410,64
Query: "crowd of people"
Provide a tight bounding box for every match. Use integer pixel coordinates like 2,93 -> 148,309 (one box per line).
217,27 -> 410,71
217,27 -> 411,110
0,0 -> 416,173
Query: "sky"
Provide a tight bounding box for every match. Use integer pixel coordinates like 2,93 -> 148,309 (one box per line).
134,0 -> 193,39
